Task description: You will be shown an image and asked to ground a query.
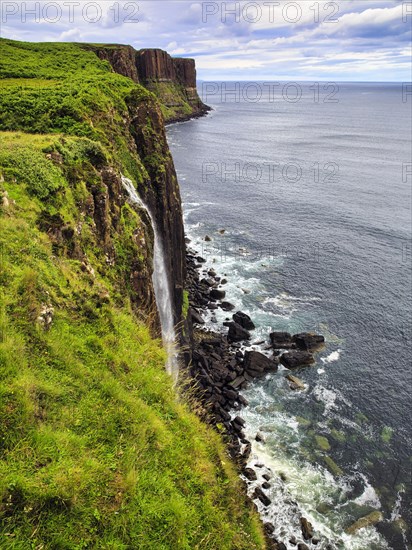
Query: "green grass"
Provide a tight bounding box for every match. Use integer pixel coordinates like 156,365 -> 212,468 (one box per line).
0,39 -> 266,548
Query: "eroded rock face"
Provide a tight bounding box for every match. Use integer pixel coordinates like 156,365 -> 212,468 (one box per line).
127,95 -> 186,327
86,44 -> 210,121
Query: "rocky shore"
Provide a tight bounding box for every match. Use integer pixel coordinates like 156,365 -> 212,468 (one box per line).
184,244 -> 329,549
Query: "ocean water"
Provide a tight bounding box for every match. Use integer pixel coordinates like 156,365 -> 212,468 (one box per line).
167,82 -> 412,549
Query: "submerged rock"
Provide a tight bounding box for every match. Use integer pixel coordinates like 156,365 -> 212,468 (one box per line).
280,351 -> 315,369
345,511 -> 383,534
286,374 -> 305,390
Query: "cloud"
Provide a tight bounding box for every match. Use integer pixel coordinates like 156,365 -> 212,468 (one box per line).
1,0 -> 411,80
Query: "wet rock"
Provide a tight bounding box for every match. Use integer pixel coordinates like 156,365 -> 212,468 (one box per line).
227,322 -> 251,342
300,517 -> 314,540
204,235 -> 212,241
292,332 -> 325,351
196,256 -> 206,263
297,544 -> 309,550
286,374 -> 305,390
243,351 -> 278,377
220,301 -> 235,311
233,311 -> 255,330
312,538 -> 320,545
264,522 -> 275,534
262,482 -> 271,489
253,487 -> 271,506
243,467 -> 257,481
263,473 -> 271,481
280,351 -> 315,369
275,542 -> 287,550
255,431 -> 265,443
220,278 -> 227,285
190,308 -> 205,325
210,288 -> 226,300
269,331 -> 294,349
289,536 -> 297,546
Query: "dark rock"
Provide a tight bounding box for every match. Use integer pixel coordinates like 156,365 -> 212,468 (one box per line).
289,536 -> 297,546
253,487 -> 271,506
221,278 -> 227,284
244,350 -> 278,375
275,543 -> 287,550
264,522 -> 275,534
298,544 -> 309,550
233,415 -> 245,427
208,268 -> 216,277
200,277 -> 216,287
204,235 -> 212,242
255,432 -> 265,442
233,311 -> 255,330
196,256 -> 206,263
243,467 -> 257,481
190,308 -> 205,325
293,332 -> 325,351
280,351 -> 315,369
300,517 -> 314,540
312,538 -> 320,545
262,482 -> 271,489
220,301 -> 235,311
269,331 -> 293,349
263,473 -> 271,481
210,288 -> 226,300
227,322 -> 251,342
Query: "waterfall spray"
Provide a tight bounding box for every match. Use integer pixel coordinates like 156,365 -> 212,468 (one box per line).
121,175 -> 179,382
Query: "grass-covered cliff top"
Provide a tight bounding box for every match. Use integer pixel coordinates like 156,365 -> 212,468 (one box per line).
0,39 -> 265,548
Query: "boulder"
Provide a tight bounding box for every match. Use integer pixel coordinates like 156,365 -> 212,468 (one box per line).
297,544 -> 309,550
280,351 -> 315,369
227,322 -> 251,342
204,235 -> 212,241
292,332 -> 325,351
269,331 -> 294,349
210,288 -> 226,300
243,467 -> 257,481
253,487 -> 271,506
220,301 -> 235,311
233,311 -> 255,330
189,308 -> 205,325
244,351 -> 278,376
300,517 -> 314,540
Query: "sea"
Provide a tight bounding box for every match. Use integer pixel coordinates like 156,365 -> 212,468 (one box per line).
166,82 -> 412,550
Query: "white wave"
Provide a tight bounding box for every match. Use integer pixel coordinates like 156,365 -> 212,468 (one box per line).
321,350 -> 341,364
353,474 -> 382,509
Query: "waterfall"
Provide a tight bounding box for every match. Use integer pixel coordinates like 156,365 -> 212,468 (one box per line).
121,175 -> 179,381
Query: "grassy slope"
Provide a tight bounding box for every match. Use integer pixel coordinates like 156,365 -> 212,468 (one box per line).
0,39 -> 265,549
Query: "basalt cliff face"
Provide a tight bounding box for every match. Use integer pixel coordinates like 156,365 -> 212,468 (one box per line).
86,44 -> 210,123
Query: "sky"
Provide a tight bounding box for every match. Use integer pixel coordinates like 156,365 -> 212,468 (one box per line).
1,0 -> 411,81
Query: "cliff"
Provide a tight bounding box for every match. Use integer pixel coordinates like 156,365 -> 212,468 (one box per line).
0,38 -> 265,548
85,44 -> 210,123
